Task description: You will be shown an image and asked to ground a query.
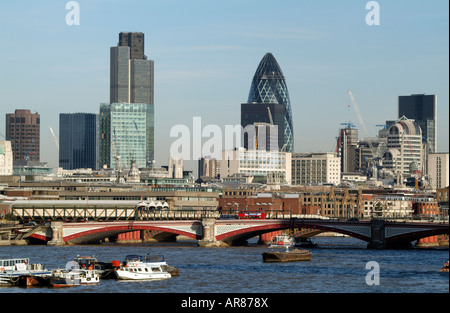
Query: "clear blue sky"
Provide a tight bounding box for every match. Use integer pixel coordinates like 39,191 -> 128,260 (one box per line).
0,0 -> 448,171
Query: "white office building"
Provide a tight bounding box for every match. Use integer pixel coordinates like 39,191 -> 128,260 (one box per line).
220,148 -> 292,184
291,152 -> 341,186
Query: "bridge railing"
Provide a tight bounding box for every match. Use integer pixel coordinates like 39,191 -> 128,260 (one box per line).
218,210 -> 295,220
11,206 -> 221,222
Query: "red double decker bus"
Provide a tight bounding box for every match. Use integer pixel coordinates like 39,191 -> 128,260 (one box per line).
237,211 -> 266,219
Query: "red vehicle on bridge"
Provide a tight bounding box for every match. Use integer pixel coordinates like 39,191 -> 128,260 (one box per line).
238,211 -> 266,219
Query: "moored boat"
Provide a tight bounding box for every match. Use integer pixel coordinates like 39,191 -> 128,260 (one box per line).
48,269 -> 82,287
262,234 -> 312,263
73,255 -> 121,279
0,258 -> 51,286
114,254 -> 171,281
72,256 -> 101,284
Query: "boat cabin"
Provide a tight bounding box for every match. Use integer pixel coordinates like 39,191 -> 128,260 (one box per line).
0,258 -> 29,271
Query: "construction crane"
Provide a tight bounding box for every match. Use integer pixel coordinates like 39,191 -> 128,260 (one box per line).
340,122 -> 356,129
49,126 -> 59,150
347,90 -> 378,162
267,107 -> 274,125
111,140 -> 120,171
111,127 -> 121,171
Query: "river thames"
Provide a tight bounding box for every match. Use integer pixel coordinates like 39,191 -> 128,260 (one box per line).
0,236 -> 448,294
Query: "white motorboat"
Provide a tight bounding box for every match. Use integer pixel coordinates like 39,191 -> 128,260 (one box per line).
72,256 -> 100,284
114,254 -> 171,281
49,269 -> 82,287
77,269 -> 100,284
0,258 -> 51,286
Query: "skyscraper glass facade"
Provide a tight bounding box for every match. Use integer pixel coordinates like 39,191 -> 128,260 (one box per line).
99,103 -> 154,169
398,94 -> 437,153
241,53 -> 294,152
59,113 -> 98,170
102,32 -> 155,170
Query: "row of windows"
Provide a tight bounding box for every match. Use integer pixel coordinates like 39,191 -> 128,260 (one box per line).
9,117 -> 40,124
122,267 -> 162,273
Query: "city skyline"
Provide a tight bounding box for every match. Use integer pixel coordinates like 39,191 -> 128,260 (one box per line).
0,1 -> 448,173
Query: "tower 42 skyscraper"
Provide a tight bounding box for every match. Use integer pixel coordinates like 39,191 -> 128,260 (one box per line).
241,53 -> 294,153
100,32 -> 154,170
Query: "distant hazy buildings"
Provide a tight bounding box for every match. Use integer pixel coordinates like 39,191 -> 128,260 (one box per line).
5,109 -> 40,165
398,94 -> 437,153
198,156 -> 220,181
241,53 -> 294,153
100,32 -> 155,169
355,136 -> 387,175
0,141 -> 13,175
59,113 -> 98,170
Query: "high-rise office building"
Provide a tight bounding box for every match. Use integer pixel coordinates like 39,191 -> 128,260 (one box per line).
336,126 -> 358,173
241,53 -> 294,152
110,32 -> 154,105
119,32 -> 145,60
99,102 -> 154,169
382,116 -> 423,180
398,94 -> 437,153
101,32 -> 155,169
5,109 -> 40,164
59,113 -> 98,170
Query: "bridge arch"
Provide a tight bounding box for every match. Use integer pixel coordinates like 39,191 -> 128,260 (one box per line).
215,220 -> 372,246
63,224 -> 201,244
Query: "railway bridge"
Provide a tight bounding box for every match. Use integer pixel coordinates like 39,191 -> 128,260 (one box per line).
16,216 -> 449,249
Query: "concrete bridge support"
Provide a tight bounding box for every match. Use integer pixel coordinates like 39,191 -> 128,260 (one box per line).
198,218 -> 227,247
47,221 -> 65,246
367,219 -> 386,249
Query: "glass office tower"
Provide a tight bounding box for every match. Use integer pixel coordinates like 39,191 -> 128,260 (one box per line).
59,113 -> 98,170
102,32 -> 155,169
99,102 -> 154,169
398,94 -> 437,153
241,53 -> 294,153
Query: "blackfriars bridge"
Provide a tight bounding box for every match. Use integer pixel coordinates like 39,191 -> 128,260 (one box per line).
13,214 -> 449,249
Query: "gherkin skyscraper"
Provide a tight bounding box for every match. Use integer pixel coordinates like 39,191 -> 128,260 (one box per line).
241,53 -> 294,153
